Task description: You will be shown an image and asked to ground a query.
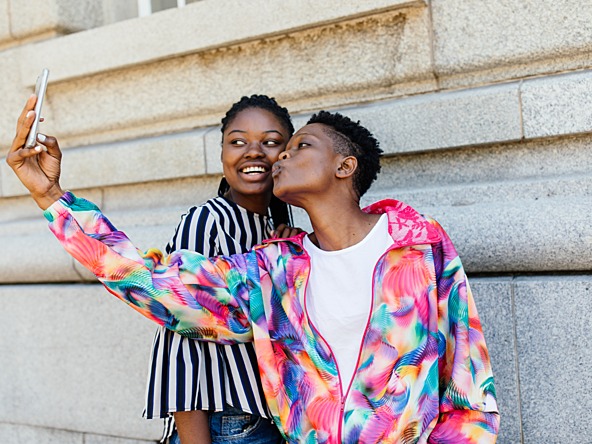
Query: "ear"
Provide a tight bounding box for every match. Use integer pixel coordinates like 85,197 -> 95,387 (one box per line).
336,156 -> 357,179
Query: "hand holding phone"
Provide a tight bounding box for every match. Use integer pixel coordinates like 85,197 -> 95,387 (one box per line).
25,68 -> 50,148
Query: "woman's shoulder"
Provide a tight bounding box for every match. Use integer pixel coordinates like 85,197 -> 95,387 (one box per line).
178,196 -> 224,218
207,195 -> 269,221
179,196 -> 250,228
178,196 -> 270,242
169,198 -> 221,234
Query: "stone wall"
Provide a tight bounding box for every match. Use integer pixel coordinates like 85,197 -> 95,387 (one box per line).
1,1 -> 590,442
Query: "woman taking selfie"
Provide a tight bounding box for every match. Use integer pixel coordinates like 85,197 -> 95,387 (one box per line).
8,95 -> 498,444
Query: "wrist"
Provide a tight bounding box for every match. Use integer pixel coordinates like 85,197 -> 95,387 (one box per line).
33,185 -> 65,210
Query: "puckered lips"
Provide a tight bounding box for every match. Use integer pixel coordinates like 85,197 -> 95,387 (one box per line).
239,163 -> 271,181
271,161 -> 284,178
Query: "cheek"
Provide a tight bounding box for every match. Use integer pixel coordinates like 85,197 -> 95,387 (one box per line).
220,149 -> 239,171
266,147 -> 285,163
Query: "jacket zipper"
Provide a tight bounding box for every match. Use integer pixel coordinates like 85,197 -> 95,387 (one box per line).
300,245 -> 397,443
341,245 -> 398,442
301,262 -> 345,442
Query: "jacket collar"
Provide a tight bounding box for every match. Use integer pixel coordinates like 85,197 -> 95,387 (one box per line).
262,199 -> 441,249
363,199 -> 441,248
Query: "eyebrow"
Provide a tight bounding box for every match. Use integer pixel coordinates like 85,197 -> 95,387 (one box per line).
294,132 -> 317,138
227,129 -> 284,136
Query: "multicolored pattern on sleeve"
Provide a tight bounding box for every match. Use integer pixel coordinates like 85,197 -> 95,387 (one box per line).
44,191 -> 255,344
427,218 -> 499,443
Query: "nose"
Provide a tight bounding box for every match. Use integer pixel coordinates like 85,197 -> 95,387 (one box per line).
278,151 -> 290,161
245,141 -> 265,158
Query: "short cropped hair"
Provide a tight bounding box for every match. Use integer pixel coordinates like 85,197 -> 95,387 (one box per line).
307,111 -> 382,198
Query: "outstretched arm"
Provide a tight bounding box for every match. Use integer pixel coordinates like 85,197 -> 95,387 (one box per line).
428,220 -> 500,443
7,98 -> 255,344
44,192 -> 255,344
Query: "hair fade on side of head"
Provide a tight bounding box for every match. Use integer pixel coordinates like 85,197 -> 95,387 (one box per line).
306,111 -> 383,199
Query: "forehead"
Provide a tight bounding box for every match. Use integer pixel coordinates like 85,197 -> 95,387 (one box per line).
291,123 -> 343,157
293,123 -> 331,139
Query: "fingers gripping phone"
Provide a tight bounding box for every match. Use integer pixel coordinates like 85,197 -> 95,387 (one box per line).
25,68 -> 50,148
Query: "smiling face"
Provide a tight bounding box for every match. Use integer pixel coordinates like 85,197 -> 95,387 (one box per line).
221,107 -> 289,213
272,123 -> 349,208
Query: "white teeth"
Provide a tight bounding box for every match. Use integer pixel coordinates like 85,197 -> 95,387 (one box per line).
241,166 -> 266,174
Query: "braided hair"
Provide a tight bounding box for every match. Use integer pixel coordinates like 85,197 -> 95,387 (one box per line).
218,95 -> 294,227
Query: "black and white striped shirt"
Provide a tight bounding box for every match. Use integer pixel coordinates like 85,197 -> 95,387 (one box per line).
144,196 -> 273,428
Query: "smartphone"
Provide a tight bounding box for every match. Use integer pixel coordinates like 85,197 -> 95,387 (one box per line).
25,68 -> 50,148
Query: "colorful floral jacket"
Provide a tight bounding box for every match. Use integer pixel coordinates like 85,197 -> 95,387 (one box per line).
44,192 -> 499,444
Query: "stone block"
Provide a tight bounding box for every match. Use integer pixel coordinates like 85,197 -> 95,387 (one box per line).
0,424 -> 82,444
4,0 -> 58,40
9,0 -> 104,40
207,81 -> 523,167
514,276 -> 592,442
291,114 -> 311,133
469,278 -> 521,444
0,205 -> 179,285
0,284 -> 162,440
368,134 -> 592,194
0,216 -> 82,283
408,197 -> 591,273
0,189 -> 102,285
11,7 -> 432,149
0,189 -> 102,223
521,70 -> 592,139
0,195 -> 40,223
0,49 -> 30,158
291,206 -> 313,234
84,434 -> 155,444
18,0 -> 426,84
345,83 -> 522,154
1,130 -> 206,197
364,134 -> 592,273
0,0 -> 10,43
431,0 -> 592,82
204,126 -> 223,175
101,175 -> 220,214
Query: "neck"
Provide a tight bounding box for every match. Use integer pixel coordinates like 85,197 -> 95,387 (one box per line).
225,189 -> 271,216
304,197 -> 380,251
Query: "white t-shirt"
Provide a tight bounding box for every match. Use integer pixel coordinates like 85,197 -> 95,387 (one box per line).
302,214 -> 394,392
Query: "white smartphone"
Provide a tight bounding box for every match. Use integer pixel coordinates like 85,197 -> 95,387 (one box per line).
25,68 -> 50,148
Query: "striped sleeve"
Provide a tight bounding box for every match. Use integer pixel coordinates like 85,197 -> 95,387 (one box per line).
144,199 -> 272,421
166,205 -> 218,256
145,205 -> 219,419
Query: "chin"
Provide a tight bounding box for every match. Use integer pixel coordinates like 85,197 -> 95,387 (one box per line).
272,187 -> 286,201
272,185 -> 289,201
238,183 -> 272,196
273,188 -> 302,208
